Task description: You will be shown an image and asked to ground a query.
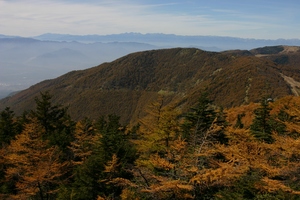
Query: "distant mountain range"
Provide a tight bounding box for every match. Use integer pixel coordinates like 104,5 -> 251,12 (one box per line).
33,33 -> 300,50
1,32 -> 300,99
1,45 -> 300,124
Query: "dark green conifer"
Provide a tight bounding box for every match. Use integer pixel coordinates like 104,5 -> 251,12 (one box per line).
31,91 -> 75,149
0,107 -> 19,147
234,113 -> 245,129
181,92 -> 228,148
250,98 -> 274,143
69,114 -> 136,199
214,106 -> 229,145
181,92 -> 216,142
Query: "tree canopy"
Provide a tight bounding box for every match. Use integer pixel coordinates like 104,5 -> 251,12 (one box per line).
1,93 -> 300,199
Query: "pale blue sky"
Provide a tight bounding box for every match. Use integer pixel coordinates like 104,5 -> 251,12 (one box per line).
0,0 -> 299,39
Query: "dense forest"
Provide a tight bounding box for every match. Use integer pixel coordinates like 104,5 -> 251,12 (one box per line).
1,91 -> 300,199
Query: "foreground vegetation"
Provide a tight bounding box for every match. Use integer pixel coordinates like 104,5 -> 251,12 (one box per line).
1,91 -> 300,199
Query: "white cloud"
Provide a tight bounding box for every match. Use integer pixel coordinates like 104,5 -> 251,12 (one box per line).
0,0 -> 298,39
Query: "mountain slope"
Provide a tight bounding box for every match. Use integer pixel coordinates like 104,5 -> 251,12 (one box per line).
0,47 -> 298,124
0,37 -> 158,95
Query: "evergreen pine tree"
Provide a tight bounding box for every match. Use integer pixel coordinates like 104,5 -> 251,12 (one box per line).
181,92 -> 216,146
97,115 -> 136,194
0,107 -> 19,147
31,91 -> 75,150
234,113 -> 245,129
214,106 -> 229,145
69,115 -> 136,199
250,98 -> 274,143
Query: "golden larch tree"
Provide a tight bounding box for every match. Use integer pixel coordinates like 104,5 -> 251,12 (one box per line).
4,117 -> 69,199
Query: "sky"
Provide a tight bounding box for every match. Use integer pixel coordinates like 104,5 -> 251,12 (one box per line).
0,0 -> 299,39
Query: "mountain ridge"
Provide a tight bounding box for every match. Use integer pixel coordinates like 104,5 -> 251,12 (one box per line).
33,32 -> 300,50
2,32 -> 300,50
2,33 -> 300,99
0,37 -> 158,97
1,46 -> 300,124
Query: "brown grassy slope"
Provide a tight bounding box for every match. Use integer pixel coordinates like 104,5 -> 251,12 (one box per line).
249,45 -> 300,81
0,47 -> 297,124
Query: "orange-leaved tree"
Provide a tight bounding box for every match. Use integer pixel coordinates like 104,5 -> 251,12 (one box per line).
4,117 -> 69,200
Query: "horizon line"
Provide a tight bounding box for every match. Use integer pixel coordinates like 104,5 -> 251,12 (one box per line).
1,32 -> 300,41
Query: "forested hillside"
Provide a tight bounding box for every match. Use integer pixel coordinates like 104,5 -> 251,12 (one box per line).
1,92 -> 300,199
1,46 -> 300,124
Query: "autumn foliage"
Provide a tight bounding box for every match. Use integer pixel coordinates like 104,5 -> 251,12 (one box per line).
1,92 -> 300,199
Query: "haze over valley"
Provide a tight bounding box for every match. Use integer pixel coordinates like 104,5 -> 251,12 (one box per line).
0,35 -> 158,98
1,32 -> 300,99
1,0 -> 299,99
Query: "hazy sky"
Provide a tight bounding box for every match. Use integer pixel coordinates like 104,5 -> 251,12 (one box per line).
0,0 -> 299,39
